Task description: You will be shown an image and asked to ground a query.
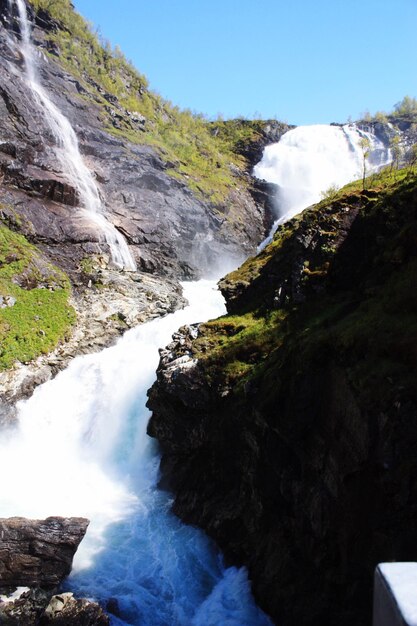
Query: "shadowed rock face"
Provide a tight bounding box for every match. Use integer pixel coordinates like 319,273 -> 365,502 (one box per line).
0,516 -> 89,592
0,517 -> 108,625
0,5 -> 268,280
147,176 -> 417,626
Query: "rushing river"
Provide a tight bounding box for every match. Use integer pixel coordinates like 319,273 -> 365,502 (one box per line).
1,2 -> 397,624
0,281 -> 272,626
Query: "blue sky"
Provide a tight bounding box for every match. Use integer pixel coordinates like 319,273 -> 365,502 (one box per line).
73,0 -> 417,126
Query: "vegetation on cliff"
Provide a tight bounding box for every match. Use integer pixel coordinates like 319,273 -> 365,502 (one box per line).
29,0 -> 280,203
0,218 -> 75,369
148,164 -> 417,625
198,163 -> 417,421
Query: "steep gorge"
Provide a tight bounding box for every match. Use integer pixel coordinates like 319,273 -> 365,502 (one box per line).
1,1 -> 417,624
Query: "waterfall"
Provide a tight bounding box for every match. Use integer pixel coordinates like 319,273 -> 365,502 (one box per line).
0,280 -> 272,626
255,123 -> 391,249
9,0 -> 136,271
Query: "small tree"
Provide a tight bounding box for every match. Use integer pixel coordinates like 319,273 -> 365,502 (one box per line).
320,184 -> 340,202
406,143 -> 417,169
374,111 -> 388,123
394,96 -> 417,116
390,135 -> 403,171
360,137 -> 371,190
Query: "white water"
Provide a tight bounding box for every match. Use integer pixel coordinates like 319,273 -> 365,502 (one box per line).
9,0 -> 136,270
254,123 -> 391,249
0,281 -> 272,625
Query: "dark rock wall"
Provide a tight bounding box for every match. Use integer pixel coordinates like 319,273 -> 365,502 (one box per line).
147,176 -> 417,626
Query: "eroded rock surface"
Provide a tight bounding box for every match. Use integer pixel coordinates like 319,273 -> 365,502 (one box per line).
0,517 -> 89,591
0,4 -> 268,280
0,517 -> 109,625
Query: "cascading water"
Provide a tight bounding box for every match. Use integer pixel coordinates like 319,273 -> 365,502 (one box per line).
3,5 -> 395,623
0,281 -> 272,626
8,0 -> 136,270
255,123 -> 391,249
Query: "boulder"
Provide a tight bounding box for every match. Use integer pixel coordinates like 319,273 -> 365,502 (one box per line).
0,517 -> 89,592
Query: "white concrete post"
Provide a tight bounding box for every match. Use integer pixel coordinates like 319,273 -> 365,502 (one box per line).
373,563 -> 417,626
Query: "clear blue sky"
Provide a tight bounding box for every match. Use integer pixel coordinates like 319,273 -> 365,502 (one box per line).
73,0 -> 417,126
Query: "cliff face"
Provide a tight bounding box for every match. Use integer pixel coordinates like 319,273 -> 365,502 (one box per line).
0,0 -> 285,407
0,1 -> 272,279
148,169 -> 417,625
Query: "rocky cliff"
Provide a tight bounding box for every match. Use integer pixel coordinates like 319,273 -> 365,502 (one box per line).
0,0 -> 287,409
148,167 -> 417,625
0,1 -> 270,279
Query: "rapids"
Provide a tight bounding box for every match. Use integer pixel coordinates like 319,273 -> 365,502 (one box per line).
0,281 -> 272,626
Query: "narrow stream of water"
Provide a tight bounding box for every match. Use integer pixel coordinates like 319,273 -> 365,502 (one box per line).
9,0 -> 136,269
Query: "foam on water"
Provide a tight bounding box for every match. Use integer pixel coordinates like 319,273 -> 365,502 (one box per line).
0,280 -> 272,625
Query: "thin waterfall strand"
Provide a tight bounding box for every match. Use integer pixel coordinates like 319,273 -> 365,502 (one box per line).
10,0 -> 136,270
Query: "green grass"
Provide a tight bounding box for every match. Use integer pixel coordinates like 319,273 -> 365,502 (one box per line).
195,166 -> 417,413
208,118 -> 288,165
192,309 -> 288,385
0,222 -> 76,369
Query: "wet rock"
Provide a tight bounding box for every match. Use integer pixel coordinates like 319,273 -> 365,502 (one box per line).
0,589 -> 109,625
0,587 -> 52,625
0,517 -> 89,592
0,518 -> 108,625
41,593 -> 109,625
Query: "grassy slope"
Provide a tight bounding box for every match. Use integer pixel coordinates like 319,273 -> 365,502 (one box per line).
0,219 -> 75,370
193,165 -> 417,413
30,0 -> 275,203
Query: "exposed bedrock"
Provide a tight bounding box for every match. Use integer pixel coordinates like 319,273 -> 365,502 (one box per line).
0,516 -> 89,592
